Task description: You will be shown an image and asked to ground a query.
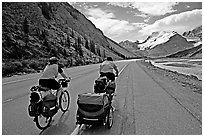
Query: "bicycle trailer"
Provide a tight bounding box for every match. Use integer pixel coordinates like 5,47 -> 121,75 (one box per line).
76,92 -> 110,125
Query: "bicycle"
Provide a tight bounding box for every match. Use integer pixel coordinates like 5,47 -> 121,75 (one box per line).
28,78 -> 71,130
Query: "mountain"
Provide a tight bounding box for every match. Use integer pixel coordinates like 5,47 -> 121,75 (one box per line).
2,2 -> 124,61
106,38 -> 141,59
119,26 -> 202,59
167,26 -> 202,58
137,31 -> 194,58
119,40 -> 140,51
183,26 -> 202,41
119,40 -> 146,58
166,44 -> 202,58
2,2 -> 135,77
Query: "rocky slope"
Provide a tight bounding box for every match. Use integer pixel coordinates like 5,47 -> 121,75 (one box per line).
2,2 -> 122,60
106,38 -> 140,59
167,26 -> 202,58
183,26 -> 202,41
119,40 -> 140,51
166,44 -> 202,58
2,2 -> 134,77
119,40 -> 146,58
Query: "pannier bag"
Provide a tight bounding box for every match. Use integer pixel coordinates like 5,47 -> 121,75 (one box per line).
30,91 -> 42,103
41,94 -> 58,117
61,80 -> 68,87
28,91 -> 42,117
77,93 -> 109,121
94,77 -> 107,93
28,102 -> 40,117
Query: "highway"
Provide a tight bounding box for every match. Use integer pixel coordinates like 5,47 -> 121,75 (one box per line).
2,59 -> 201,135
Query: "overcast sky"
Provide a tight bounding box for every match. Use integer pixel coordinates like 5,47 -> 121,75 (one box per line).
70,1 -> 202,43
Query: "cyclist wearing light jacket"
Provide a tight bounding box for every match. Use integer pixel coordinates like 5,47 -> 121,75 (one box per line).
39,57 -> 70,104
99,57 -> 119,82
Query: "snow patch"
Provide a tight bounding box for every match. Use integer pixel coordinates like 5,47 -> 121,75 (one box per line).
138,31 -> 176,50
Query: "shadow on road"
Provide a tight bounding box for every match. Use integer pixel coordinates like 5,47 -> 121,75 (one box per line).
39,110 -> 71,135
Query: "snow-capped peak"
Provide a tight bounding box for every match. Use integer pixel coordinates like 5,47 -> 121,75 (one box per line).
138,31 -> 177,50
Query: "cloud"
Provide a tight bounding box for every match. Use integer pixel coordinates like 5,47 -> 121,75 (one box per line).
85,8 -> 144,38
107,2 -> 132,8
108,2 -> 178,16
139,9 -> 202,35
131,2 -> 179,16
85,8 -> 115,19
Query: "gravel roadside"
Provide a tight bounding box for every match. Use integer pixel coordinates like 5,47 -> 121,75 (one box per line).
137,60 -> 202,124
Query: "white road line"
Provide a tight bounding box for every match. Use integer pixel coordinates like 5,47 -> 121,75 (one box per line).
71,124 -> 85,135
2,77 -> 39,85
119,64 -> 128,75
3,98 -> 13,103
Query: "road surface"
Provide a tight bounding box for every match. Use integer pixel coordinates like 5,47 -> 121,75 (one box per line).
2,59 -> 201,135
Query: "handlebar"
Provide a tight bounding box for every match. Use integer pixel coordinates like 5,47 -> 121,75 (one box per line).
58,77 -> 71,88
58,77 -> 71,83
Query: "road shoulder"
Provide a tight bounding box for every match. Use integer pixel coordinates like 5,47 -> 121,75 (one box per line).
137,60 -> 202,124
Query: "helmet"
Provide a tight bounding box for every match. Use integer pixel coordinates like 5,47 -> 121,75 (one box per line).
107,57 -> 113,61
49,57 -> 59,61
49,57 -> 59,63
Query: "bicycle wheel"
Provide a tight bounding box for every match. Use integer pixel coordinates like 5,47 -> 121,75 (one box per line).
106,107 -> 113,129
35,115 -> 52,130
59,90 -> 70,112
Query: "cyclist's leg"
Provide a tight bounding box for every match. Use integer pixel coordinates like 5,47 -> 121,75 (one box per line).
49,79 -> 61,104
109,72 -> 115,82
39,79 -> 52,98
56,87 -> 63,103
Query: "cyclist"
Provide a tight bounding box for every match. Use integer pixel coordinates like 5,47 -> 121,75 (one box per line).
99,57 -> 118,109
99,57 -> 119,82
39,57 -> 70,105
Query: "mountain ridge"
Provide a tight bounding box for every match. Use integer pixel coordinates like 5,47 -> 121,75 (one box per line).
119,26 -> 202,58
2,2 -> 134,77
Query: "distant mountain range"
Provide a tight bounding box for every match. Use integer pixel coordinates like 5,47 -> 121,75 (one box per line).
119,26 -> 202,59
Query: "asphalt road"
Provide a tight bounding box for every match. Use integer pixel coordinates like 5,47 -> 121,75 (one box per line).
2,59 -> 201,135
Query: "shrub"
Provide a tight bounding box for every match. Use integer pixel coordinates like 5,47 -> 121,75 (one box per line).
2,61 -> 23,77
28,60 -> 45,70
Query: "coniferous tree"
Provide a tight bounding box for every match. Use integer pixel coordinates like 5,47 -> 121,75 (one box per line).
71,29 -> 75,38
66,36 -> 70,48
103,50 -> 106,58
85,39 -> 89,50
23,17 -> 29,46
90,40 -> 95,54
